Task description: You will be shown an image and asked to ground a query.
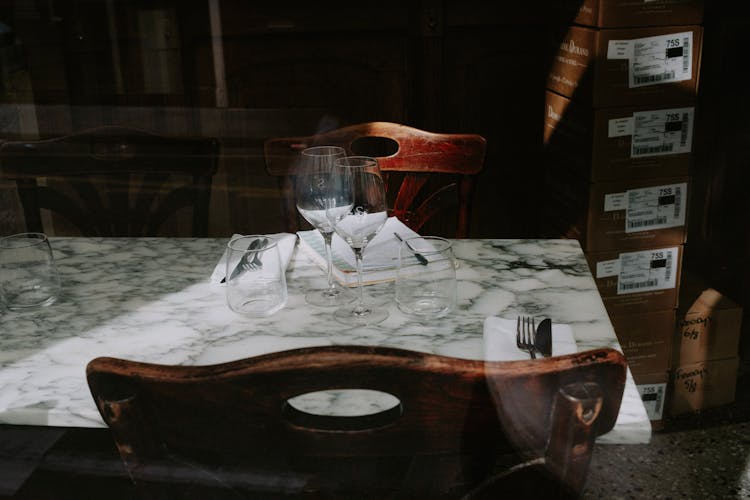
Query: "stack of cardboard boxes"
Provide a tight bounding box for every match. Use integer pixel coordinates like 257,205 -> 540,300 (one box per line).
542,0 -> 705,429
670,276 -> 742,417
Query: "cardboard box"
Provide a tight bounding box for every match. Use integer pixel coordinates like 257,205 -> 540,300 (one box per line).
669,357 -> 739,416
675,287 -> 743,366
586,245 -> 682,315
610,309 -> 675,374
633,371 -> 668,429
543,173 -> 690,252
547,25 -> 702,107
550,0 -> 704,28
544,90 -> 695,182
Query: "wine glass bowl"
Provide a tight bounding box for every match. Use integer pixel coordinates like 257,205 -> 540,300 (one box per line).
327,156 -> 389,325
295,146 -> 354,307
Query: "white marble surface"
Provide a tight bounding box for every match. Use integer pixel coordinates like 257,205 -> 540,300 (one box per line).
0,237 -> 651,444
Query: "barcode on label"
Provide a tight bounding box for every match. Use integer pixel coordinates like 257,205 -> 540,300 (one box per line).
620,279 -> 659,290
639,383 -> 666,420
674,186 -> 682,219
634,71 -> 676,85
633,143 -> 674,155
680,113 -> 689,146
665,251 -> 673,281
655,384 -> 664,415
628,217 -> 668,229
683,37 -> 690,73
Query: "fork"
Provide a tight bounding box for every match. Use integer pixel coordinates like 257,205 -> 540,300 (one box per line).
516,316 -> 537,359
222,238 -> 267,283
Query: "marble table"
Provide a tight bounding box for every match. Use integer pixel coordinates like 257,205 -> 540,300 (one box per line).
0,237 -> 651,444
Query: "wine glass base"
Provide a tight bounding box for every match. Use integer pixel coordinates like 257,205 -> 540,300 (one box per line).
333,304 -> 388,326
305,285 -> 356,307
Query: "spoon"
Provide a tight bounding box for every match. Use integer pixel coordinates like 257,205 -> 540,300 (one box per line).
393,232 -> 428,265
535,318 -> 552,357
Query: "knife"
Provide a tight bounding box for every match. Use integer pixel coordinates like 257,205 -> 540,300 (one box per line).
535,318 -> 552,357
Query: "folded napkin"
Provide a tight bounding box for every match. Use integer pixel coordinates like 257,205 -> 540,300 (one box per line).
210,233 -> 297,285
297,217 -> 422,286
483,316 -> 578,361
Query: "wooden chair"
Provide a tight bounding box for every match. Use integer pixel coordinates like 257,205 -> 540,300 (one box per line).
87,345 -> 627,499
0,126 -> 220,236
264,122 -> 486,238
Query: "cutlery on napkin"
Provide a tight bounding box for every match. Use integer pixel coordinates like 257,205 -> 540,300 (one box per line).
535,318 -> 552,357
483,316 -> 577,361
210,233 -> 297,285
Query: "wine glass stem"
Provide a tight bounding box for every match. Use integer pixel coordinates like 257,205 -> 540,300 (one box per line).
322,231 -> 335,290
354,248 -> 366,314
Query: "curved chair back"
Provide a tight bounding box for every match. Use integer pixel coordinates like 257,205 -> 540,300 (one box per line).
264,122 -> 486,237
87,345 -> 627,498
0,126 -> 219,236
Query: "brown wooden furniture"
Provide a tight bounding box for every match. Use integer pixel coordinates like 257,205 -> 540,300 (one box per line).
0,126 -> 219,236
264,122 -> 486,238
87,345 -> 627,499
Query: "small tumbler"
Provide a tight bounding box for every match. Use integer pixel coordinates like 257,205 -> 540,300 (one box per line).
0,233 -> 61,310
396,236 -> 456,318
225,235 -> 287,317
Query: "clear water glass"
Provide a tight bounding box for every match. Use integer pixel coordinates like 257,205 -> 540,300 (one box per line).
396,236 -> 456,318
0,233 -> 61,310
225,235 -> 287,317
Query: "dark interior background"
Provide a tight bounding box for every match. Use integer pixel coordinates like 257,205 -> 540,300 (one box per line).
0,1 -> 747,371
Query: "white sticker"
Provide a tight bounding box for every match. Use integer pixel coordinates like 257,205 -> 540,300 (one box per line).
607,40 -> 632,60
617,246 -> 679,295
630,32 -> 693,88
625,183 -> 687,233
596,259 -> 621,278
608,117 -> 635,138
631,107 -> 694,157
604,192 -> 628,212
638,382 -> 666,420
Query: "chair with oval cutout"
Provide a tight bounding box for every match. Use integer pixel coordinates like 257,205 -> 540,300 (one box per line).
86,345 -> 627,499
0,126 -> 220,236
263,122 -> 486,238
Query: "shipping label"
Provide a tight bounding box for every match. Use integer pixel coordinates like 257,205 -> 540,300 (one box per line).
638,382 -> 666,420
625,182 -> 687,233
617,246 -> 679,294
607,32 -> 693,88
631,107 -> 694,157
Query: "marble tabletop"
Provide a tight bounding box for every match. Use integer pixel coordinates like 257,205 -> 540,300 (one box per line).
0,236 -> 651,444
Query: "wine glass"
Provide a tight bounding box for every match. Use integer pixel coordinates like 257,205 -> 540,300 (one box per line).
327,156 -> 389,325
295,146 -> 354,306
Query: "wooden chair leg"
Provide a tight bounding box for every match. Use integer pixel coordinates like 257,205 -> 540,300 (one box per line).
545,382 -> 604,498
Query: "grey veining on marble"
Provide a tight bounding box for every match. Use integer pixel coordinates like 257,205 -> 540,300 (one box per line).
0,237 -> 651,444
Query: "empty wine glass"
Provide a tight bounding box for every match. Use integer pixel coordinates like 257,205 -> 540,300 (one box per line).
295,146 -> 354,307
327,156 -> 389,325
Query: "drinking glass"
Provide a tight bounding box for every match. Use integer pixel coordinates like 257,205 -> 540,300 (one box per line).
327,156 -> 389,325
295,146 -> 354,307
0,232 -> 61,310
396,236 -> 456,318
225,235 -> 287,317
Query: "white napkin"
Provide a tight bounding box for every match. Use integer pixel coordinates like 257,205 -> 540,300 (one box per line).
210,233 -> 297,285
483,316 -> 578,361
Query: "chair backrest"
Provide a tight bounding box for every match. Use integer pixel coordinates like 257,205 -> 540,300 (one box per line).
87,345 -> 627,498
0,126 -> 220,236
264,122 -> 486,238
